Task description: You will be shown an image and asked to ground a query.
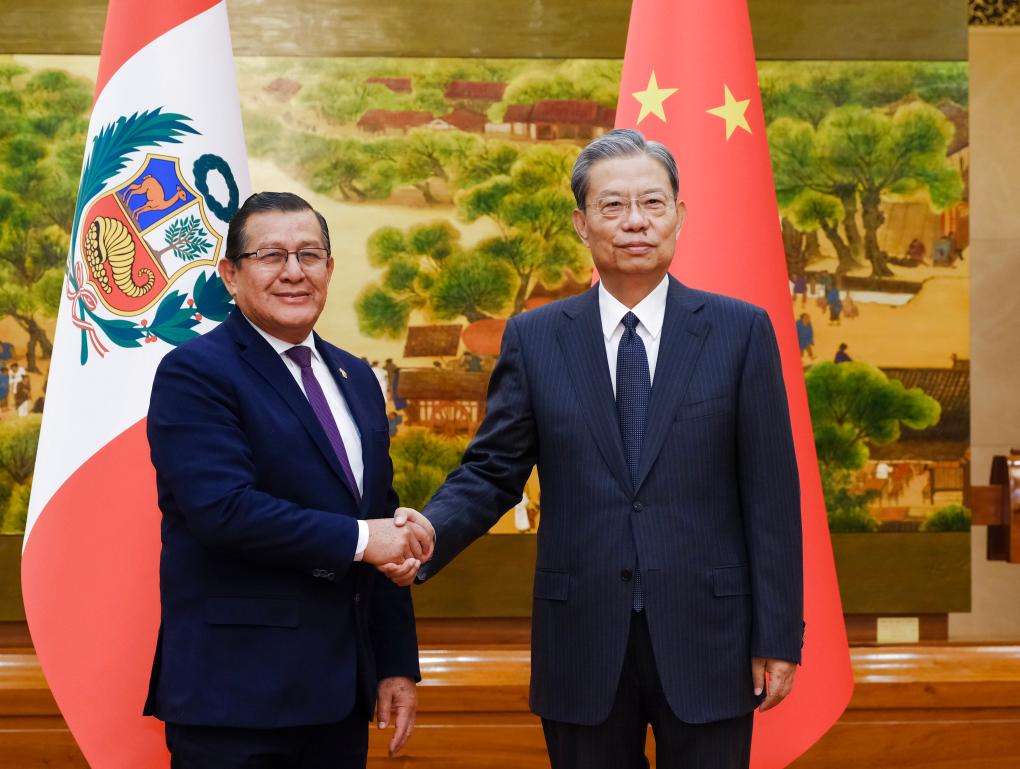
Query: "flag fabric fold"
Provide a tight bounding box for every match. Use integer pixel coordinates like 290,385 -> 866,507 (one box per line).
614,1 -> 854,765
23,2 -> 251,766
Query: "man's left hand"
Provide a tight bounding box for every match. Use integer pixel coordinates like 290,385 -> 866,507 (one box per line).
751,657 -> 797,712
376,676 -> 417,756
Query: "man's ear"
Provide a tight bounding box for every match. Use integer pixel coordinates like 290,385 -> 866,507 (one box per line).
572,208 -> 590,247
218,257 -> 239,297
674,199 -> 687,241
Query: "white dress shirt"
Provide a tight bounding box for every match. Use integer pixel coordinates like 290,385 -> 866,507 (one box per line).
244,316 -> 369,560
598,275 -> 669,394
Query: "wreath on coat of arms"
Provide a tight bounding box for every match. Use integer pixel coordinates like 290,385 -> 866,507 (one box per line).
67,108 -> 240,364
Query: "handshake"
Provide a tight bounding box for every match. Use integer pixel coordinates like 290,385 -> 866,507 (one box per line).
363,507 -> 435,586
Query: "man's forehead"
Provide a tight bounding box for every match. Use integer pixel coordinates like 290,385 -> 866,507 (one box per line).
588,155 -> 671,194
244,209 -> 323,242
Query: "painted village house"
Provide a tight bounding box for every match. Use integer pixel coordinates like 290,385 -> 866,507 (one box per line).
488,100 -> 616,140
395,324 -> 488,435
858,359 -> 970,529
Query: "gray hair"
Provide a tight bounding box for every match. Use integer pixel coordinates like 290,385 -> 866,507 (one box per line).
570,128 -> 679,210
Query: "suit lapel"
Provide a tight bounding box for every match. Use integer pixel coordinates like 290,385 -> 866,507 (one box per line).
557,287 -> 632,497
634,278 -> 709,492
227,311 -> 358,502
316,338 -> 373,517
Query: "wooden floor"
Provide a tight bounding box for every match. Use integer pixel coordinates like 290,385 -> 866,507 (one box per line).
2,621 -> 1019,768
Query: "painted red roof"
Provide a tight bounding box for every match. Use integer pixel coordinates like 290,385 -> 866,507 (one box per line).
503,104 -> 534,123
440,107 -> 488,132
531,100 -> 600,124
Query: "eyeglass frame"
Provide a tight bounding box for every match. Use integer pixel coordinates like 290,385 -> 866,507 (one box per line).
585,192 -> 676,220
236,247 -> 332,270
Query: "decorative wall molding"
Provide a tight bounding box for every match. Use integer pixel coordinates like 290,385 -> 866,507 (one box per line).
970,0 -> 1020,26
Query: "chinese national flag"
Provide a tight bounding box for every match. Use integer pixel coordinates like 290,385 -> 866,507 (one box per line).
614,0 -> 853,765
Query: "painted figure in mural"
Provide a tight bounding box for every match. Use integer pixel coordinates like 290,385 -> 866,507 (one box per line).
390,130 -> 803,769
907,238 -> 927,265
826,279 -> 843,326
933,232 -> 957,266
14,373 -> 30,417
796,313 -> 815,361
143,192 -> 433,767
834,343 -> 852,363
792,271 -> 808,307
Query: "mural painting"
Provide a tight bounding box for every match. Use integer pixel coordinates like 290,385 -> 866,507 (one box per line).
0,55 -> 969,608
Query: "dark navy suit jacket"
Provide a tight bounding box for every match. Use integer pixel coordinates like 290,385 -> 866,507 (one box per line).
143,309 -> 419,728
421,277 -> 803,726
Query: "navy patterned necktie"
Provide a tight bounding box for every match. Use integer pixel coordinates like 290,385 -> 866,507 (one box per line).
285,346 -> 361,505
616,311 -> 649,611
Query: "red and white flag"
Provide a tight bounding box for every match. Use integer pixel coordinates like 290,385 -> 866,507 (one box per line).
615,0 -> 854,764
23,2 -> 250,766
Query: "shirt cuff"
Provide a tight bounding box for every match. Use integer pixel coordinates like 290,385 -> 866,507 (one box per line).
354,520 -> 369,561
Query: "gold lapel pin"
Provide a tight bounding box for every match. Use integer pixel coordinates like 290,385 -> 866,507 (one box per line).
339,368 -> 348,379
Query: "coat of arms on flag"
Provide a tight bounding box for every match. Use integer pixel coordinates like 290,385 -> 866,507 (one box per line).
67,109 -> 238,361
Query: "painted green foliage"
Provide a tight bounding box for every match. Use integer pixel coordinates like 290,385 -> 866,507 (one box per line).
0,415 -> 41,533
356,142 -> 587,337
389,428 -> 468,512
0,63 -> 91,372
762,61 -> 968,277
805,362 -> 941,531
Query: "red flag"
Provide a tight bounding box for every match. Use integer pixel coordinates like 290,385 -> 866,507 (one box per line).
614,0 -> 853,764
23,2 -> 250,767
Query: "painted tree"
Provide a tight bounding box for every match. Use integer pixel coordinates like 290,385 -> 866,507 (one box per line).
389,428 -> 469,512
457,143 -> 588,315
0,66 -> 90,371
769,101 -> 962,278
805,362 -> 941,531
768,117 -> 863,274
355,220 -> 514,338
388,129 -> 479,205
823,102 -> 962,277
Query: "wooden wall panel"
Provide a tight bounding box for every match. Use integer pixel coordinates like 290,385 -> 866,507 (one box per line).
0,0 -> 967,60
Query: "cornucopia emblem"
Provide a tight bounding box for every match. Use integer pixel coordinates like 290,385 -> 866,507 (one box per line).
84,216 -> 155,297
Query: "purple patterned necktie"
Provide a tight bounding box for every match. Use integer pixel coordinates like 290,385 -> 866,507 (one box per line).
285,345 -> 361,504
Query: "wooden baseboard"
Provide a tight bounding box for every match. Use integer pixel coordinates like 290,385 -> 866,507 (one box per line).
3,640 -> 1019,768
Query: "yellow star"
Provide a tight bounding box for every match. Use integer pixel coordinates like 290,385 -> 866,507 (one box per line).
706,85 -> 751,140
632,71 -> 678,124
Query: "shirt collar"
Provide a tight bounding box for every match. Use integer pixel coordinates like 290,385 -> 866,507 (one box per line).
242,312 -> 319,362
598,274 -> 669,340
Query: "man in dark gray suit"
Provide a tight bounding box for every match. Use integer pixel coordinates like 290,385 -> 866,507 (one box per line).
393,129 -> 803,768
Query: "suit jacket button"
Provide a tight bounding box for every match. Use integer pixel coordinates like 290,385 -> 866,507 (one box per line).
354,593 -> 361,604
313,569 -> 323,577
621,569 -> 633,582
632,501 -> 644,512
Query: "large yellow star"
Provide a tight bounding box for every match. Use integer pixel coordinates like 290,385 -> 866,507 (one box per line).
632,71 -> 678,124
706,85 -> 751,139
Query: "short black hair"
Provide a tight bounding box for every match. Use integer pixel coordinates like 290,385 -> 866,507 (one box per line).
224,192 -> 330,264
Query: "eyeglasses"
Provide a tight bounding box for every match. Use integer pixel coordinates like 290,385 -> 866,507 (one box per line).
588,194 -> 672,220
238,247 -> 330,270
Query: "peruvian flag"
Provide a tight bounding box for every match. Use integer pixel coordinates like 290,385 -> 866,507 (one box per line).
22,2 -> 250,767
615,0 -> 853,765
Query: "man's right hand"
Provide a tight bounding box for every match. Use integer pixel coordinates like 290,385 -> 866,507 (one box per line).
375,508 -> 435,586
362,515 -> 433,568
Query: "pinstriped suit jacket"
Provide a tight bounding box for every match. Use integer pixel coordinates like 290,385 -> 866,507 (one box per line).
421,276 -> 803,726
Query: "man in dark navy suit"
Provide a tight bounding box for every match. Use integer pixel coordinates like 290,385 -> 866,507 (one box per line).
400,130 -> 804,768
144,192 -> 434,768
